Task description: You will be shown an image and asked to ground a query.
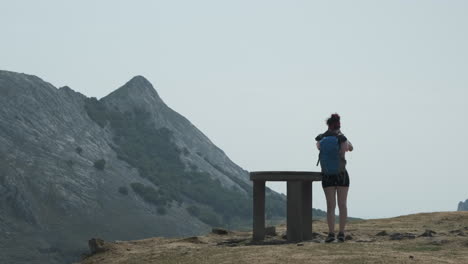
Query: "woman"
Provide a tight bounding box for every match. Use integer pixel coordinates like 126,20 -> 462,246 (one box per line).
315,113 -> 353,243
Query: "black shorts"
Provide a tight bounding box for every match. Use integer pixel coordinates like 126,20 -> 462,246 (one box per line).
322,170 -> 350,188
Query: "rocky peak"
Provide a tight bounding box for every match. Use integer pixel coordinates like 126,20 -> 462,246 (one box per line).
102,76 -> 165,113
0,70 -> 56,97
458,199 -> 468,211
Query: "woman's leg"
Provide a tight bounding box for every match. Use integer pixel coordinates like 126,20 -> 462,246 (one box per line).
337,186 -> 349,233
323,186 -> 337,233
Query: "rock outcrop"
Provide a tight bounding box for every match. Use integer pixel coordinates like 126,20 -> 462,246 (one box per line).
458,199 -> 468,211
0,70 -> 286,264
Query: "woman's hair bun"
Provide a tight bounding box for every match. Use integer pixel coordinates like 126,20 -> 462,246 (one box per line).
330,113 -> 340,120
327,113 -> 340,126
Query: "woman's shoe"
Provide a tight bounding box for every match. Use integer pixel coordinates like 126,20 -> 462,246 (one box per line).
325,232 -> 335,243
337,232 -> 345,242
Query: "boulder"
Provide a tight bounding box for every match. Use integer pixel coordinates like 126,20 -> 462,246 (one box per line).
311,232 -> 325,239
389,233 -> 416,240
419,230 -> 436,237
376,231 -> 388,236
449,229 -> 466,236
88,238 -> 106,254
281,231 -> 287,240
430,239 -> 450,245
265,226 -> 276,236
212,228 -> 229,235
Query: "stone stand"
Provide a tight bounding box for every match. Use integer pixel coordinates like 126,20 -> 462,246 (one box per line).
250,171 -> 321,242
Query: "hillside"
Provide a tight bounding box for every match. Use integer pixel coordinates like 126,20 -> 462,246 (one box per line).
0,70 -> 290,264
459,199 -> 468,211
79,211 -> 468,264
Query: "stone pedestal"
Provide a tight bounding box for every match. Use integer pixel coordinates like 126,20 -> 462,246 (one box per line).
250,171 -> 321,242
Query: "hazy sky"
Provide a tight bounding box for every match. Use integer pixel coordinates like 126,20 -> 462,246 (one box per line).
1,0 -> 467,219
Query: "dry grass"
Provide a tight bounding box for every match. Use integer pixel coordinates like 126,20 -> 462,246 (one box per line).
78,212 -> 468,264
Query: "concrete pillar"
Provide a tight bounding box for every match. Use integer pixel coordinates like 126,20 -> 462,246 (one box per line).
287,181 -> 303,242
252,180 -> 265,241
301,181 -> 312,240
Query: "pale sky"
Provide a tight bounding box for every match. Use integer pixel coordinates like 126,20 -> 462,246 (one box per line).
1,0 -> 467,219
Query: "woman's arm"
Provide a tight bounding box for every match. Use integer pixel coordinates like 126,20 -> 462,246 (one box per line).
340,140 -> 353,153
347,141 -> 354,152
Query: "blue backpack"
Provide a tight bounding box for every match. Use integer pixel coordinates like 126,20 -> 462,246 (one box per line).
317,136 -> 341,175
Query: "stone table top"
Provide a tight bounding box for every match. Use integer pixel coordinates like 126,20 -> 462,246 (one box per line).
249,171 -> 322,181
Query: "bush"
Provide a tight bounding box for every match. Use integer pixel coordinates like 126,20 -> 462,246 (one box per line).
187,205 -> 200,217
182,147 -> 190,156
186,205 -> 221,226
118,186 -> 128,195
83,99 -> 286,228
130,182 -> 170,207
75,147 -> 83,155
157,207 -> 167,215
94,159 -> 106,170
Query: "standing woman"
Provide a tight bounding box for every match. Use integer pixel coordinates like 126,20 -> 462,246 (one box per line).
316,113 -> 353,243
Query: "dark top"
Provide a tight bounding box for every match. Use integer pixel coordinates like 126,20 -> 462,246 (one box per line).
315,130 -> 348,144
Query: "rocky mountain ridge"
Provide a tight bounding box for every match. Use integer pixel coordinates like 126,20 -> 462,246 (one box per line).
459,199 -> 468,211
0,70 -> 287,264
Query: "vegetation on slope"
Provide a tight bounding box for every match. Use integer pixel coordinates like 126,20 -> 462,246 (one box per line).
85,98 -> 286,228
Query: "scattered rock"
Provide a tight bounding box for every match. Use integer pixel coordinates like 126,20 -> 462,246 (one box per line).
281,231 -> 287,240
217,238 -> 247,247
409,255 -> 414,259
345,234 -> 353,240
430,239 -> 449,246
356,238 -> 375,243
88,238 -> 106,254
449,230 -> 466,236
178,236 -> 206,244
390,233 -> 416,240
297,243 -> 304,246
212,228 -> 228,235
311,232 -> 325,239
376,231 -> 388,236
265,226 -> 276,236
419,229 -> 436,237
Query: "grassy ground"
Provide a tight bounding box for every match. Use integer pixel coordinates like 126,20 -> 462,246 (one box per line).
78,212 -> 468,264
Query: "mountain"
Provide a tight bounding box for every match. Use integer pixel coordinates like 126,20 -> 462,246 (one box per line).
0,70 -> 288,264
458,199 -> 468,211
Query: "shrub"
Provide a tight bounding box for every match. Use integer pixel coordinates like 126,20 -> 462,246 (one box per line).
66,160 -> 73,167
130,182 -> 170,207
118,186 -> 128,195
75,147 -> 83,155
187,205 -> 200,217
182,147 -> 190,156
83,99 -> 287,228
94,159 -> 106,170
157,207 -> 167,215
